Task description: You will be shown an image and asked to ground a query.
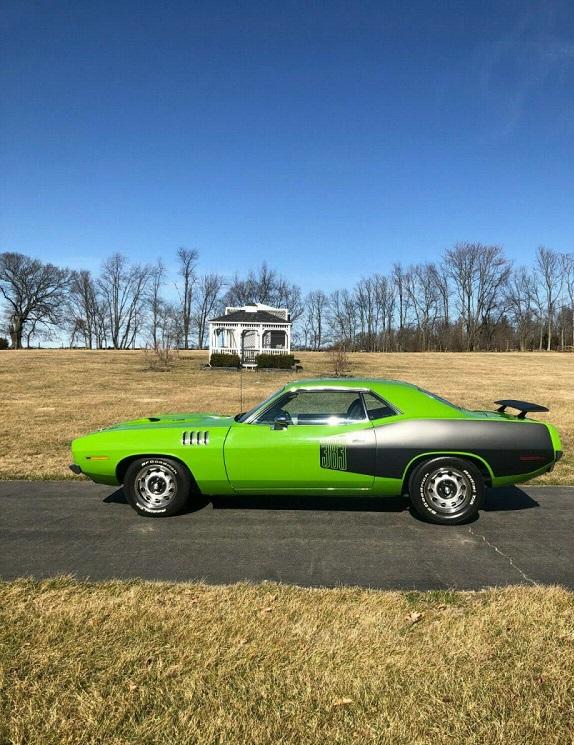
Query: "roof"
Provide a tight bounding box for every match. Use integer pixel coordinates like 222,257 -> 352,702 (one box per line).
209,309 -> 291,324
283,377 -> 417,391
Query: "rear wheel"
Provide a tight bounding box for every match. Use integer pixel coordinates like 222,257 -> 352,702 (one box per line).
124,457 -> 191,517
408,457 -> 484,525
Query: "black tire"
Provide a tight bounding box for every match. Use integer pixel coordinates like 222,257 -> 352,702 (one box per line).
408,456 -> 484,525
124,457 -> 192,517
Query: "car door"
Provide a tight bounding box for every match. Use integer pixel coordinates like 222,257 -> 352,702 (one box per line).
223,388 -> 376,493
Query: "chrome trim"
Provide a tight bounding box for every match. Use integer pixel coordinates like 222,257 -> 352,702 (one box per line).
181,430 -> 210,445
250,388 -> 375,426
289,386 -> 372,393
242,384 -> 403,425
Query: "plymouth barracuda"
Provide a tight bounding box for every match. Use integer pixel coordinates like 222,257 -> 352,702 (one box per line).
70,378 -> 562,524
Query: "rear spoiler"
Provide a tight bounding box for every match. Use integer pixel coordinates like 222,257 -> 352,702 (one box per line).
495,400 -> 549,419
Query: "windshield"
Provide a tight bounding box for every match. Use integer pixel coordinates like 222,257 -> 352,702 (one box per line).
236,388 -> 284,423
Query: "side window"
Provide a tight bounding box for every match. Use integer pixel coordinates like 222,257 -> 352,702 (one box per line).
253,390 -> 367,425
362,392 -> 397,421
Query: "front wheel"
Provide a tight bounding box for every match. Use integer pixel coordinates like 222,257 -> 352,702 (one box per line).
124,457 -> 192,517
408,457 -> 484,525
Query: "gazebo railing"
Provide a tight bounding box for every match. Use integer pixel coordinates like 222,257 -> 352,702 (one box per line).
212,347 -> 240,356
211,346 -> 289,362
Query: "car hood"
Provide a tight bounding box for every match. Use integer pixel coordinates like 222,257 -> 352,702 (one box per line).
101,413 -> 235,431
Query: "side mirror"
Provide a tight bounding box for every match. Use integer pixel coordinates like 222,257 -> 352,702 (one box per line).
272,414 -> 290,430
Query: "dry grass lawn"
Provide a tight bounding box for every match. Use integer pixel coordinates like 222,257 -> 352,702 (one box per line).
1,578 -> 574,745
2,356 -> 574,743
0,349 -> 572,483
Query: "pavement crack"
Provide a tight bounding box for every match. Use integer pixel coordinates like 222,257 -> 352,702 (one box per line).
467,526 -> 538,586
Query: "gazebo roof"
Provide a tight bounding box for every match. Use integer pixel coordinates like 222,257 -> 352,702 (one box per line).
209,309 -> 291,324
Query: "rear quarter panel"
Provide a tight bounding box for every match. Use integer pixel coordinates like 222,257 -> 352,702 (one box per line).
368,417 -> 555,489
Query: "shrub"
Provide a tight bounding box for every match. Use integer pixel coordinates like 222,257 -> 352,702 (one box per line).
329,345 -> 351,376
0,337 -> 9,350
256,353 -> 295,369
210,352 -> 241,368
143,344 -> 179,372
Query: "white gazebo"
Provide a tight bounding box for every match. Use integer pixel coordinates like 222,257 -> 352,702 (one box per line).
208,303 -> 292,367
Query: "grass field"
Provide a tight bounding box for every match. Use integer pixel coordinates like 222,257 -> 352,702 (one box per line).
0,349 -> 572,483
2,578 -> 574,745
2,352 -> 574,743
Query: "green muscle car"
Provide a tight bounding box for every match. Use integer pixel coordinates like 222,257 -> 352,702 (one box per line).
70,378 -> 563,524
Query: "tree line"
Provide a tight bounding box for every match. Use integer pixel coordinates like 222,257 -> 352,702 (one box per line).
1,243 -> 573,352
303,244 -> 574,353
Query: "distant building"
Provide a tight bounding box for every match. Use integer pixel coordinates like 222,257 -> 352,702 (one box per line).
208,303 -> 292,367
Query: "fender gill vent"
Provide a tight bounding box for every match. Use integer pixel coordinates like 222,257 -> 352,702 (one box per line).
182,431 -> 209,446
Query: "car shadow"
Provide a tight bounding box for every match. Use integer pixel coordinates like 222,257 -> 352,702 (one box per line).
102,488 -> 408,513
483,486 -> 539,512
103,485 -> 539,515
102,487 -> 212,514
211,494 -> 410,513
103,488 -> 128,505
405,486 -> 539,525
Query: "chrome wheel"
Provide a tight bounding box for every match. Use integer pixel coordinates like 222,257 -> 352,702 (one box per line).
135,464 -> 177,510
424,467 -> 471,515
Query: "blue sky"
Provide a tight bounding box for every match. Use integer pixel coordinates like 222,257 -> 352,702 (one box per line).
1,0 -> 573,293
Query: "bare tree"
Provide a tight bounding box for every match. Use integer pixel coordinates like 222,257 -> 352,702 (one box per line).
224,264 -> 274,306
194,273 -> 224,348
176,248 -> 198,349
156,301 -> 181,349
24,312 -> 59,348
249,262 -> 275,304
359,277 -> 378,351
444,243 -> 511,351
223,272 -> 250,307
3,242 -> 570,354
223,263 -> 303,321
535,247 -> 563,351
562,253 -> 574,349
392,263 -> 410,351
68,269 -> 101,348
428,264 -> 450,349
506,267 -> 536,351
0,252 -> 71,349
305,290 -> 329,350
97,254 -> 151,349
147,259 -> 166,349
275,278 -> 304,322
143,301 -> 182,370
374,274 -> 395,352
329,289 -> 358,349
405,264 -> 440,351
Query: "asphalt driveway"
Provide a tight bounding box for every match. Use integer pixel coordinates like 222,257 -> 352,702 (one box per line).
0,481 -> 572,589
